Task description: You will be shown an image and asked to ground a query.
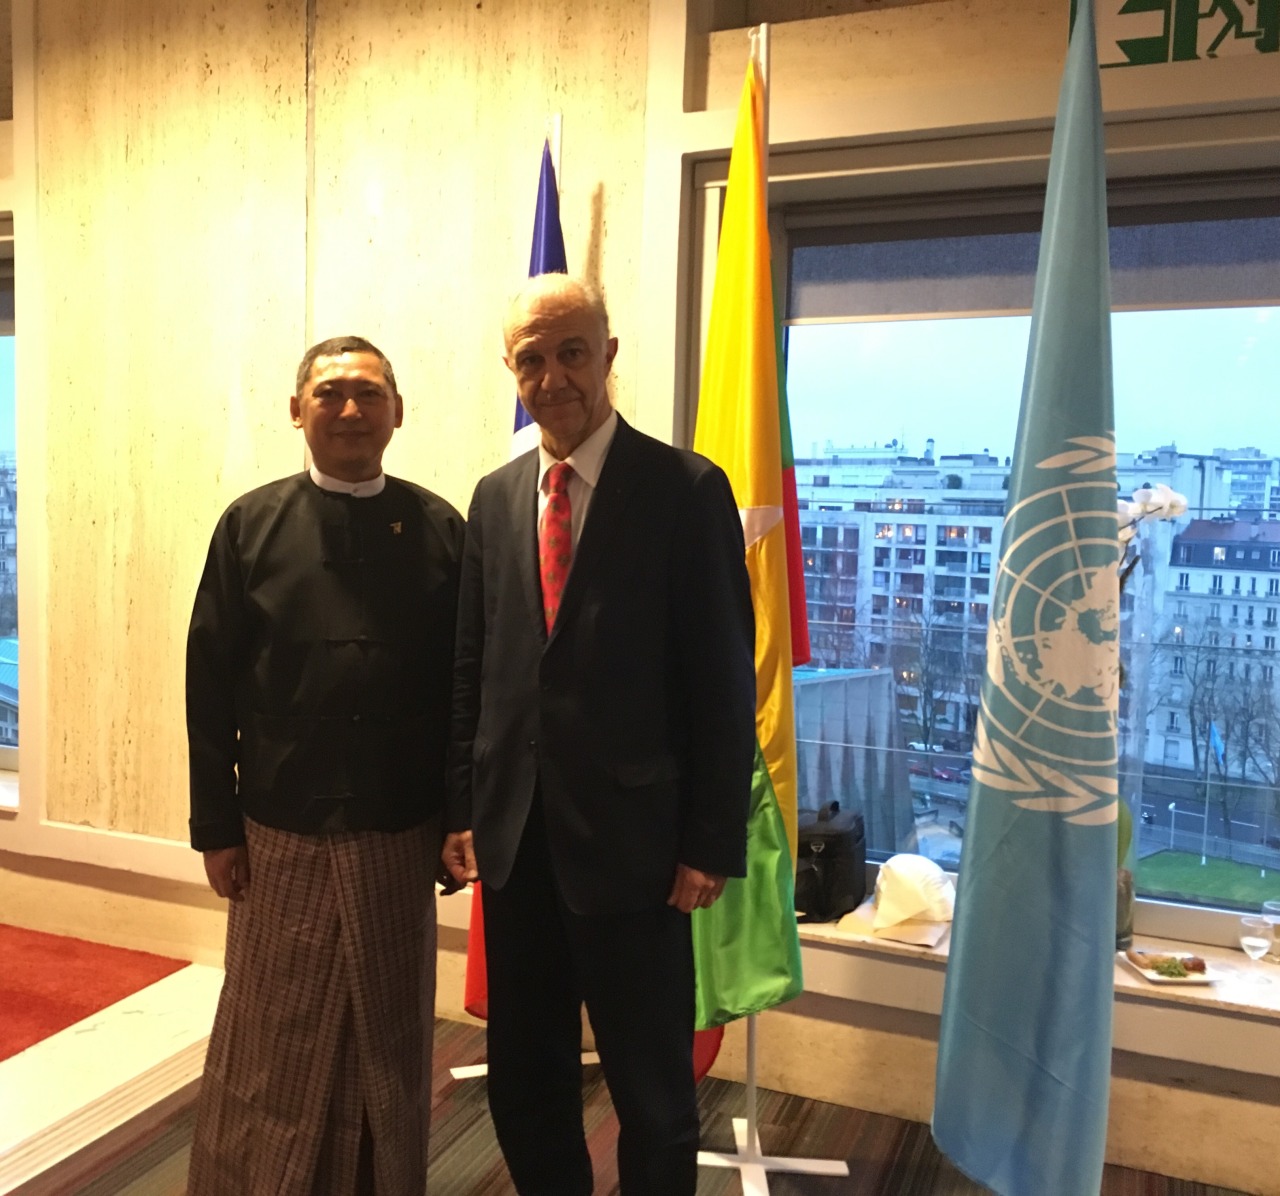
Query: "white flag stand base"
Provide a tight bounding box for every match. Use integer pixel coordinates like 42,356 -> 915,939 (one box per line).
449,1051 -> 599,1081
697,1015 -> 849,1194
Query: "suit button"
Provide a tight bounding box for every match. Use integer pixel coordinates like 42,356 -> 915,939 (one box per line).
352,714 -> 361,723
527,739 -> 536,749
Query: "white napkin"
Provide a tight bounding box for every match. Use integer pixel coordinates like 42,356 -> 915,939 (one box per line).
873,854 -> 955,930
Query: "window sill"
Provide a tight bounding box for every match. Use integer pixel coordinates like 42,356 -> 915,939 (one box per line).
796,911 -> 1280,1077
0,770 -> 16,811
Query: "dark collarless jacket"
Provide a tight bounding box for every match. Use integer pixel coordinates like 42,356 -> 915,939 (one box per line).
447,416 -> 756,917
187,473 -> 464,851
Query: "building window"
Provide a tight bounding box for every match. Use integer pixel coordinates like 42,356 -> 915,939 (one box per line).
875,523 -> 893,540
1167,711 -> 1180,732
781,183 -> 1280,928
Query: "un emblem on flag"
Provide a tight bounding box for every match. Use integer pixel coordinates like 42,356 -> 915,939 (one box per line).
973,440 -> 1120,826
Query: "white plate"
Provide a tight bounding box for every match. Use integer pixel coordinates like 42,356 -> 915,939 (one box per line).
1120,951 -> 1215,985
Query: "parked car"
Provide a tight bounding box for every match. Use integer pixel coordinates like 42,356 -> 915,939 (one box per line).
908,760 -> 931,777
932,764 -> 965,783
907,740 -> 945,753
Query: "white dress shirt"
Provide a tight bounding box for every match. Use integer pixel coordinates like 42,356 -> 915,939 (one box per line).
309,464 -> 387,497
536,408 -> 618,548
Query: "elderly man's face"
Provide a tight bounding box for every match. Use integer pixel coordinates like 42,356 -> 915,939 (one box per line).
504,290 -> 618,459
290,351 -> 403,483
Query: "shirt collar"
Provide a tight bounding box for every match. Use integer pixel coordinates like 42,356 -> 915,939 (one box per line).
537,408 -> 618,493
309,464 -> 387,497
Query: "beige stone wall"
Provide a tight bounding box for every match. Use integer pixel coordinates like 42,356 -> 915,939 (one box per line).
311,0 -> 651,503
34,0 -> 308,839
24,0 -> 649,844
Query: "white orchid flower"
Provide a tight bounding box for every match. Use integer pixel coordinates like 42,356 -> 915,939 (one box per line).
1163,486 -> 1189,517
1131,486 -> 1156,512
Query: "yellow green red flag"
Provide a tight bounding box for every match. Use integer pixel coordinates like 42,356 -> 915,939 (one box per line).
690,55 -> 804,1029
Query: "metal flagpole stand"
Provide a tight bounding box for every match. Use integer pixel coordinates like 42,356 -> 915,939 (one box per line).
696,27 -> 847,1191
696,1016 -> 849,1191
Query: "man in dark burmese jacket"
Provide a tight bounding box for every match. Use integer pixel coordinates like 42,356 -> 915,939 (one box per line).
442,274 -> 756,1196
187,337 -> 463,1195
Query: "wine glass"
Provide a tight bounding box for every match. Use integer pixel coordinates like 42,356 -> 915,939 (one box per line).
1239,915 -> 1273,984
1263,899 -> 1280,963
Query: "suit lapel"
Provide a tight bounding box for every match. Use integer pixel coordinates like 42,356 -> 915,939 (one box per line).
507,452 -> 545,639
551,417 -> 641,642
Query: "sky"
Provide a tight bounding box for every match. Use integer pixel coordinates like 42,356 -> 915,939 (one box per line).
785,307 -> 1280,465
0,338 -> 12,458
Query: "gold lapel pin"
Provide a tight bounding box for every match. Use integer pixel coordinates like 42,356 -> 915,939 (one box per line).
390,521 -> 402,535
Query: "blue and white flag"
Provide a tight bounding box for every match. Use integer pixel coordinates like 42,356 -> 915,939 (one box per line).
512,139 -> 569,456
1209,720 -> 1226,772
932,1 -> 1118,1193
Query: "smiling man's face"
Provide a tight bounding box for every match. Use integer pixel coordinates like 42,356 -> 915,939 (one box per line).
290,351 -> 403,482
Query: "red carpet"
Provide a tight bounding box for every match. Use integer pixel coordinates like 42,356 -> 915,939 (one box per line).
0,924 -> 189,1063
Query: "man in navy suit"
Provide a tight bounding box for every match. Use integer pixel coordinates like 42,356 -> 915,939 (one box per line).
442,274 -> 756,1195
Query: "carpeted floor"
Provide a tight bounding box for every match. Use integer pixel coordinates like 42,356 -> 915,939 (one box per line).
45,1017 -> 1253,1194
428,1021 -> 1247,1196
0,923 -> 189,1062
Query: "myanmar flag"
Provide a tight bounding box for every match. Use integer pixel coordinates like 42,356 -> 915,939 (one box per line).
691,54 -> 805,1031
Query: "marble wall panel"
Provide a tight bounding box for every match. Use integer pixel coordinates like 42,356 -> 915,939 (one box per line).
705,0 -> 1061,112
310,0 -> 651,511
36,0 -> 307,837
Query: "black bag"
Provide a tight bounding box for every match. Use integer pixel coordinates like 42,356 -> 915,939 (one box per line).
794,802 -> 866,923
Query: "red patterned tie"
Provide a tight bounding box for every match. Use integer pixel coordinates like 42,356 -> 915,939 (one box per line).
539,462 -> 574,633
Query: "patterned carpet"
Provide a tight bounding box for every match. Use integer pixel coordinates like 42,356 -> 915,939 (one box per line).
66,1017 -> 1249,1195
429,1021 -> 1247,1196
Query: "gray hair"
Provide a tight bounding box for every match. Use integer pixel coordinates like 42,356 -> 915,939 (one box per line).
503,274 -> 610,351
295,336 -> 398,397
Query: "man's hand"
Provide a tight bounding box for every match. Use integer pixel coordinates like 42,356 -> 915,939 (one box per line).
203,845 -> 250,902
667,864 -> 727,914
441,830 -> 478,886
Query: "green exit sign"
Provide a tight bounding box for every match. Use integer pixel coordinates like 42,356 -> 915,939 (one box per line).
1073,0 -> 1278,65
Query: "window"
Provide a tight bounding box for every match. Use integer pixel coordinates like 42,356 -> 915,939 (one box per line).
813,474 -> 830,486
782,182 -> 1280,925
875,523 -> 893,540
0,244 -> 14,762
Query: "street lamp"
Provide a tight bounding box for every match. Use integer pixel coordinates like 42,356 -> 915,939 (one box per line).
1168,801 -> 1176,851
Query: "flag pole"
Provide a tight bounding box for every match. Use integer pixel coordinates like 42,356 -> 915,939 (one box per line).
547,112 -> 563,187
695,24 -> 848,1190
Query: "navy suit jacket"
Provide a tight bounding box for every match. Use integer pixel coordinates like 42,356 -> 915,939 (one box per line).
447,415 -> 756,917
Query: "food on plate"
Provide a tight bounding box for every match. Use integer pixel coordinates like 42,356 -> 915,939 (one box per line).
1125,948 -> 1206,975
